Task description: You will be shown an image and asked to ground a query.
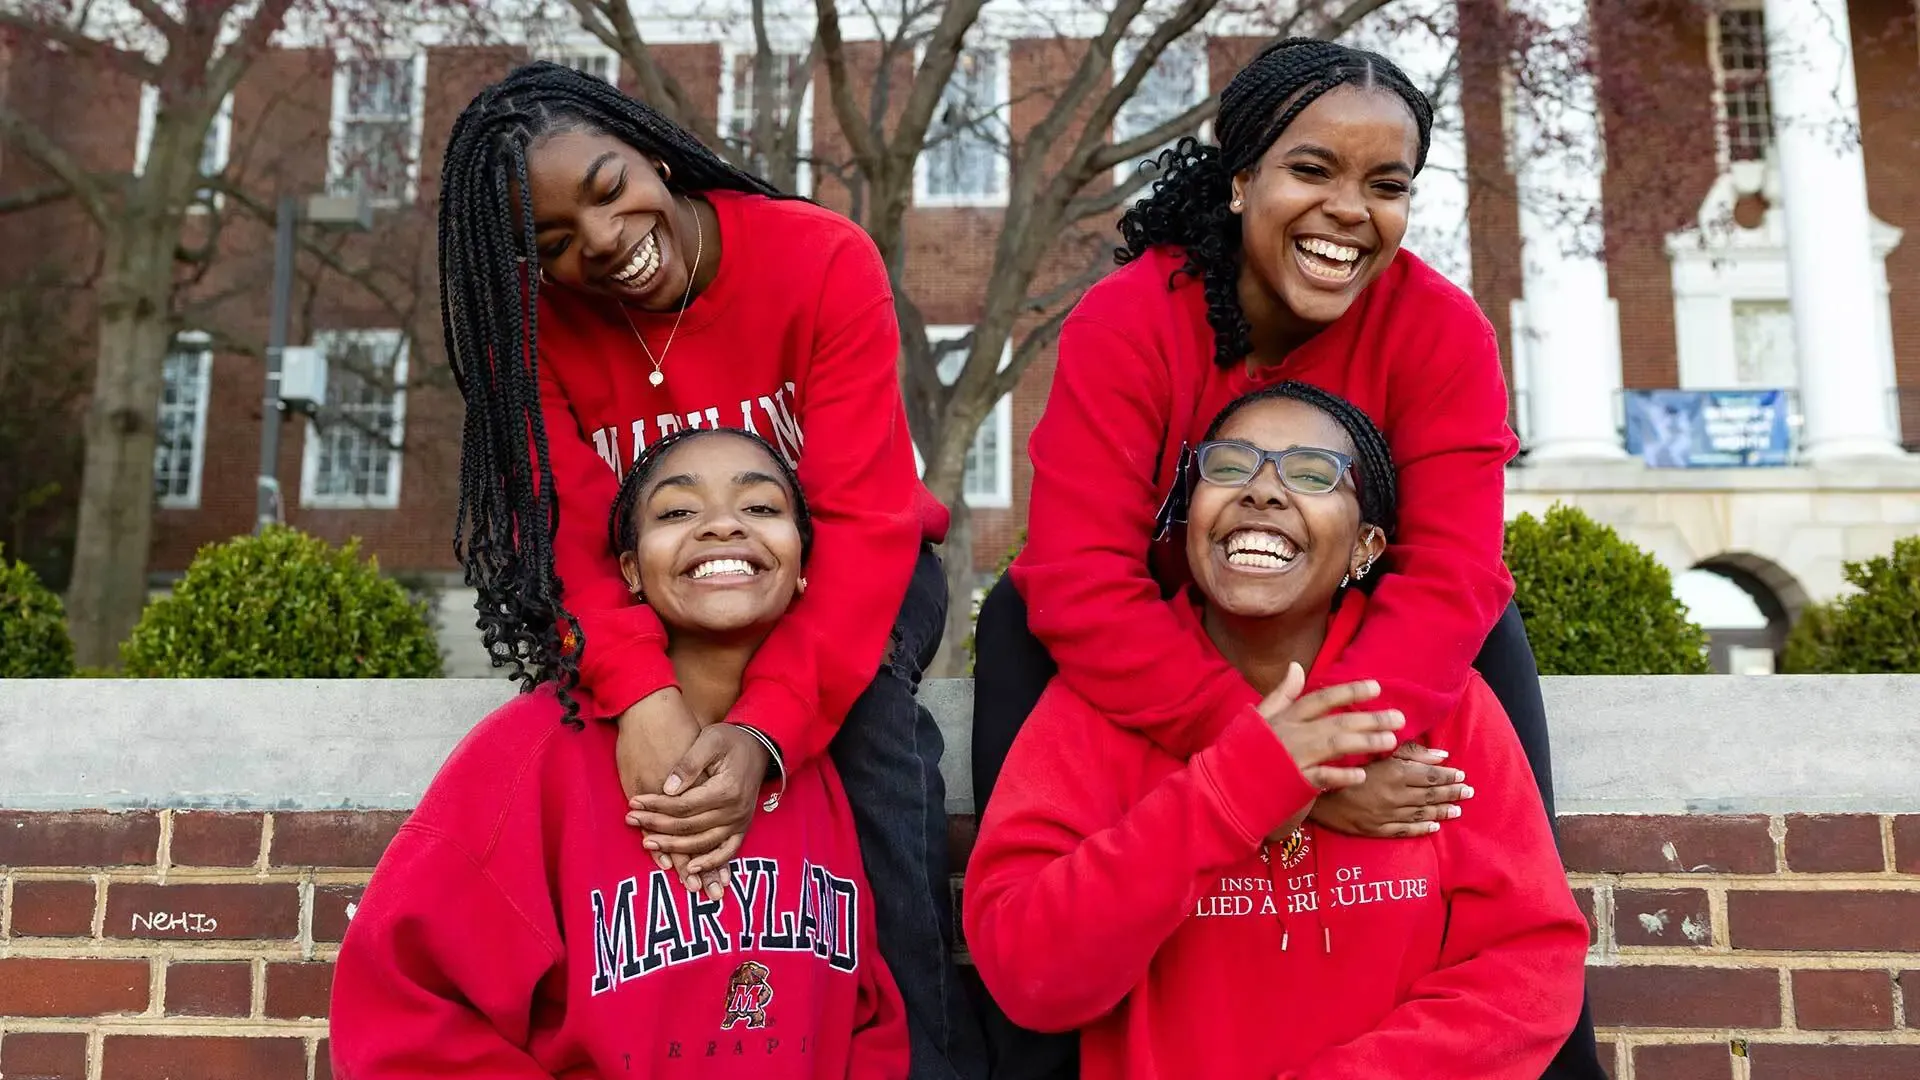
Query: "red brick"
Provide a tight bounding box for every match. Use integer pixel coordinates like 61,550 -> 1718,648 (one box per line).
1789,969 -> 1894,1031
1574,887 -> 1597,947
1728,890 -> 1920,952
1893,815 -> 1920,875
1747,1043 -> 1920,1080
1614,888 -> 1713,948
1588,966 -> 1780,1028
316,1040 -> 333,1080
1902,970 -> 1920,1026
947,814 -> 977,871
101,1036 -> 306,1080
1,1031 -> 90,1080
169,812 -> 264,868
1633,1042 -> 1734,1080
313,884 -> 364,943
105,882 -> 299,941
0,810 -> 161,867
1596,1038 -> 1620,1080
264,961 -> 334,1019
10,879 -> 97,937
0,957 -> 150,1017
269,811 -> 408,868
1558,815 -> 1775,875
166,961 -> 252,1017
1783,814 -> 1885,873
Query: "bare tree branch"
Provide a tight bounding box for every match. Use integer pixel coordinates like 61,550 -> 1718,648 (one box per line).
0,10 -> 162,83
1088,94 -> 1218,173
1318,0 -> 1399,38
0,103 -> 109,224
584,0 -> 728,152
0,183 -> 77,215
206,0 -> 297,101
125,0 -> 183,40
816,0 -> 885,173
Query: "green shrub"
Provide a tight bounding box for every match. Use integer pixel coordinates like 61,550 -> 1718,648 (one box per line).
121,526 -> 442,678
964,529 -> 1027,672
1780,536 -> 1920,673
0,544 -> 75,677
1505,504 -> 1711,675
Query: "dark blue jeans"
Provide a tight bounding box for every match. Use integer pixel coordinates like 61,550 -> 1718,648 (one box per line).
829,546 -> 989,1080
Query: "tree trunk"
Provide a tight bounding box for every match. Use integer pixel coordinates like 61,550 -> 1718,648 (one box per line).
919,420 -> 980,678
66,225 -> 175,667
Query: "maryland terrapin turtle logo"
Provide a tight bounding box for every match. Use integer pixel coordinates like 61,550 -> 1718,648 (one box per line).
1274,827 -> 1310,869
721,961 -> 774,1030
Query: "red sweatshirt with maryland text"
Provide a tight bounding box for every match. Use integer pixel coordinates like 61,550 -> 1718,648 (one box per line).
1010,247 -> 1516,757
535,191 -> 946,763
330,688 -> 907,1080
963,597 -> 1588,1080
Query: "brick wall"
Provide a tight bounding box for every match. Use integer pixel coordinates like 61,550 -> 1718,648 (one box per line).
7,807 -> 1919,1079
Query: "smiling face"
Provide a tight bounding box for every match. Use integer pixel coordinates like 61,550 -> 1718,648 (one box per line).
618,434 -> 804,640
1185,396 -> 1384,621
1231,83 -> 1420,336
525,128 -> 697,310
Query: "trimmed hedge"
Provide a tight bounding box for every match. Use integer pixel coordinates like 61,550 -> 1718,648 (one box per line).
0,545 -> 75,677
1781,535 -> 1920,673
121,526 -> 442,678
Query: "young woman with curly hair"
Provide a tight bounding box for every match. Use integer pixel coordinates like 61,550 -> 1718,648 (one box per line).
969,37 -> 1604,1080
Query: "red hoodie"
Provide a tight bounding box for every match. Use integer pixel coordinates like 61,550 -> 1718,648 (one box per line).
1010,247 -> 1516,757
331,689 -> 908,1079
534,191 -> 947,763
963,597 -> 1587,1080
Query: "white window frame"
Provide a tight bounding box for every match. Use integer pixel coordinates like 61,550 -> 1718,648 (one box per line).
300,329 -> 409,510
913,42 -> 1011,209
533,44 -> 620,84
922,326 -> 1013,509
134,86 -> 232,210
718,45 -> 815,196
327,53 -> 427,208
1706,2 -> 1771,174
1111,36 -> 1210,186
155,332 -> 213,510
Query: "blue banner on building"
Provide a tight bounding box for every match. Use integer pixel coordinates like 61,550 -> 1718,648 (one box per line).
1623,389 -> 1792,468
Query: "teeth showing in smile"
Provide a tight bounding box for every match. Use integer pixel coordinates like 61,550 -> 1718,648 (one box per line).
689,558 -> 757,580
611,228 -> 662,287
1296,237 -> 1362,282
1224,529 -> 1298,570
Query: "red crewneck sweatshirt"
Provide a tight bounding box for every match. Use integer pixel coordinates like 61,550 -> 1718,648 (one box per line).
1010,247 -> 1516,757
331,689 -> 908,1079
963,597 -> 1588,1080
533,191 -> 947,764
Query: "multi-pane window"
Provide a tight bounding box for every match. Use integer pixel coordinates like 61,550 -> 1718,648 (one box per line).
301,330 -> 408,509
134,88 -> 231,206
1113,37 -> 1209,183
918,46 -> 1008,205
925,327 -> 1013,507
722,49 -> 814,193
1715,9 -> 1772,163
154,334 -> 212,509
329,57 -> 423,206
540,50 -> 616,83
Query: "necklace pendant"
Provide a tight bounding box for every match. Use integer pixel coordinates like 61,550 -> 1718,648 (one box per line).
648,370 -> 665,388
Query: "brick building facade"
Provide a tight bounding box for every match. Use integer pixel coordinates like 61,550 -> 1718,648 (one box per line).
0,0 -> 1914,598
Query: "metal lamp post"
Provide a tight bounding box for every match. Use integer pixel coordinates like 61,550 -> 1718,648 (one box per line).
255,191 -> 373,533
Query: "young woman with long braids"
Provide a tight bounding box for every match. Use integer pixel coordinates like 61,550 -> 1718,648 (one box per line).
335,429 -> 908,1077
969,38 -> 1605,1079
439,63 -> 983,1080
965,384 -> 1589,1078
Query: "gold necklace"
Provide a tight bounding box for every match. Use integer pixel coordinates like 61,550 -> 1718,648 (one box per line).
619,195 -> 703,388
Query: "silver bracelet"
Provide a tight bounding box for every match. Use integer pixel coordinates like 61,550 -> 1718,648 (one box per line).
732,723 -> 788,812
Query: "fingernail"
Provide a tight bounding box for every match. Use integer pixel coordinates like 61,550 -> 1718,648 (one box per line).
663,775 -> 683,796
1425,821 -> 1442,833
708,882 -> 725,900
1443,805 -> 1462,819
1366,680 -> 1381,695
1388,710 -> 1405,727
643,838 -> 660,850
1453,770 -> 1468,784
626,814 -> 643,827
1461,785 -> 1475,799
1429,749 -> 1448,760
654,854 -> 670,870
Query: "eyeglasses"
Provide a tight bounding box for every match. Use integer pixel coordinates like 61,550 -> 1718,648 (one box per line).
1192,440 -> 1355,496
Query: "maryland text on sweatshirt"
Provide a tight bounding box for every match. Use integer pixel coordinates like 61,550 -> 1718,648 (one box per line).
536,191 -> 946,764
1010,247 -> 1518,758
963,597 -> 1589,1080
330,689 -> 908,1080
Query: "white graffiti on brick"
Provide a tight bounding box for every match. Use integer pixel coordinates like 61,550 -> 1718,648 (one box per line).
131,911 -> 219,934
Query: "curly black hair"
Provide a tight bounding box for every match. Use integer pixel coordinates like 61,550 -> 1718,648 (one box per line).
1204,380 -> 1398,543
607,427 -> 815,564
442,62 -> 786,722
1117,38 -> 1435,370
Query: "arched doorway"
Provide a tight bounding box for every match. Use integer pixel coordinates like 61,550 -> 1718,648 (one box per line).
1675,552 -> 1808,673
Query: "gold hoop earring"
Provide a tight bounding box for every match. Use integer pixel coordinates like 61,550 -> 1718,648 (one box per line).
797,577 -> 809,594
658,161 -> 672,183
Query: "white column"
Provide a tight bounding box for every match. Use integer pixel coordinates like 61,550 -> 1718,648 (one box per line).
1763,0 -> 1903,459
1510,0 -> 1628,462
